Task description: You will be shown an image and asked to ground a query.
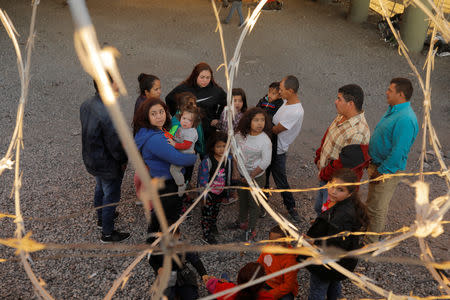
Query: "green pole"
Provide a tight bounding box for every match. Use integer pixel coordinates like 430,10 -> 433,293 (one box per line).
348,0 -> 371,23
400,3 -> 431,53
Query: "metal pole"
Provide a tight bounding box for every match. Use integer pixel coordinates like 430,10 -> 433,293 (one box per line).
400,2 -> 431,53
348,0 -> 371,23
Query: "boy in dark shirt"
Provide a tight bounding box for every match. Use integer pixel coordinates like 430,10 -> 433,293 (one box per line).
256,82 -> 283,212
256,82 -> 284,118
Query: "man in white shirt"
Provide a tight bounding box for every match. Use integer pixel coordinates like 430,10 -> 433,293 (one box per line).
271,75 -> 304,222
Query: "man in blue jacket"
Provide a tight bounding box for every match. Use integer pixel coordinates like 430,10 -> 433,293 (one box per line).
366,77 -> 418,243
80,78 -> 129,243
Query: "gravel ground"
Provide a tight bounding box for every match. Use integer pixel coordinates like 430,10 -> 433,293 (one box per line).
0,0 -> 449,299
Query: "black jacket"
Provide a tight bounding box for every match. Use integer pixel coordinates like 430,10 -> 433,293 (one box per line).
305,198 -> 363,281
165,82 -> 227,138
80,94 -> 128,179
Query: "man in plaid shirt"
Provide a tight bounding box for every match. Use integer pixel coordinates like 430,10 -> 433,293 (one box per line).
314,84 -> 370,215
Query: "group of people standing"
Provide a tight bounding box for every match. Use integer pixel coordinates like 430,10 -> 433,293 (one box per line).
80,60 -> 418,299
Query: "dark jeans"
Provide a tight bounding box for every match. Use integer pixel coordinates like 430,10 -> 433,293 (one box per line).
308,272 -> 341,300
164,285 -> 198,300
201,192 -> 224,238
148,179 -> 182,234
314,180 -> 328,215
225,1 -> 244,24
94,172 -> 124,235
271,152 -> 296,210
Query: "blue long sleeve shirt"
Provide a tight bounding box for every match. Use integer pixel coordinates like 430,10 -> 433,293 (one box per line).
369,102 -> 418,174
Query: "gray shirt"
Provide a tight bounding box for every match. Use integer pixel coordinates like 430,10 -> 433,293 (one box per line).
174,127 -> 198,154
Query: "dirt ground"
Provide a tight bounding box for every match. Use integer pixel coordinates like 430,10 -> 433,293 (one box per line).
0,0 -> 449,299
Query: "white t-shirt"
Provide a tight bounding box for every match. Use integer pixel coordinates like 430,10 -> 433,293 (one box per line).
174,127 -> 198,154
235,132 -> 272,178
272,100 -> 304,154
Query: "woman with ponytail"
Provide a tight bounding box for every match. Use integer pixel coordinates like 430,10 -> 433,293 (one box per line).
134,73 -> 161,115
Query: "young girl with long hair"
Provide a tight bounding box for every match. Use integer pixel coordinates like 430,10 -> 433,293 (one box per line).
197,132 -> 232,244
305,168 -> 369,300
230,107 -> 273,242
219,88 -> 248,133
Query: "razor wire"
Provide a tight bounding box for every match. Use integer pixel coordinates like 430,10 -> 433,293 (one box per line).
0,0 -> 449,299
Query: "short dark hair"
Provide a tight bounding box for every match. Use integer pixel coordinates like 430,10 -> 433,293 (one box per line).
132,98 -> 171,135
282,75 -> 299,94
236,107 -> 272,138
390,77 -> 413,100
269,82 -> 280,90
338,84 -> 364,112
207,131 -> 228,158
93,72 -> 113,94
177,103 -> 201,128
232,88 -> 248,112
138,73 -> 159,96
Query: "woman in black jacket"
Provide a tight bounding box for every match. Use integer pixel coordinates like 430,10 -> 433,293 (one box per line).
165,62 -> 227,142
305,168 -> 369,300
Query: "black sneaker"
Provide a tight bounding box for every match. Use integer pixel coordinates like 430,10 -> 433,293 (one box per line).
100,230 -> 130,243
97,211 -> 119,229
288,208 -> 301,223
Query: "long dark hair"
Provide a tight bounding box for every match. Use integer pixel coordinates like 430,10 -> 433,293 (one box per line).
207,131 -> 228,158
132,98 -> 171,135
138,73 -> 159,96
232,88 -> 248,113
331,168 -> 369,229
235,262 -> 266,300
236,107 -> 272,138
182,62 -> 220,88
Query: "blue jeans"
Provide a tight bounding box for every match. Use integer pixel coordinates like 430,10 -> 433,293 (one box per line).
314,180 -> 328,215
225,1 -> 244,25
94,173 -> 123,235
308,272 -> 341,300
271,153 -> 296,210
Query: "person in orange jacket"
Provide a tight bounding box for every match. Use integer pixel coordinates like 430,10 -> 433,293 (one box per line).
257,225 -> 298,299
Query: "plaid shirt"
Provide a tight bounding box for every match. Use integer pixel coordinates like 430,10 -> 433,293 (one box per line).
318,112 -> 370,170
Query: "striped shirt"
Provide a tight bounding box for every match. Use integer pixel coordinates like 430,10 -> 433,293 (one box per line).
319,112 -> 370,170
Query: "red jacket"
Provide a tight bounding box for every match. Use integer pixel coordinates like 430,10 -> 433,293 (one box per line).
315,128 -> 370,182
257,252 -> 298,299
207,279 -> 274,300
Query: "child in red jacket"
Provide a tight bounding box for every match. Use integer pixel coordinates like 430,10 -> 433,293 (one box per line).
206,262 -> 274,300
257,225 -> 298,299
